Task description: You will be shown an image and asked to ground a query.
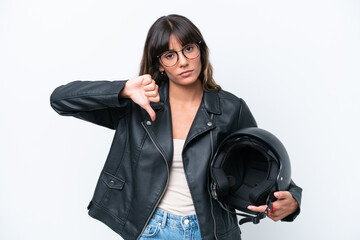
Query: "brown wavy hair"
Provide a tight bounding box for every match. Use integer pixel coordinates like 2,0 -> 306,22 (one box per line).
139,14 -> 221,91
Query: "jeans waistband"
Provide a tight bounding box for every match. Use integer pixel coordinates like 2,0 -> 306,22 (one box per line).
153,208 -> 199,230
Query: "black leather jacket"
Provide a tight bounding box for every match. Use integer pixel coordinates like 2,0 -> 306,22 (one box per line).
50,80 -> 302,240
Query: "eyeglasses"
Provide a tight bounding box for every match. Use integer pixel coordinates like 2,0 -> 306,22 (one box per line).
157,41 -> 201,67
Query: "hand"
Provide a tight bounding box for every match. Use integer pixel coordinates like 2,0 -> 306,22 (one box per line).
119,74 -> 160,121
247,191 -> 299,222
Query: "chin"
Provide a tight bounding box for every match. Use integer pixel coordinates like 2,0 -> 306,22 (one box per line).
171,77 -> 200,87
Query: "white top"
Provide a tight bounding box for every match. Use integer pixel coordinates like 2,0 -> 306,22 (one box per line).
157,139 -> 196,216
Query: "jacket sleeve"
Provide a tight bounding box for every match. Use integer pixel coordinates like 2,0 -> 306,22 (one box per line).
50,80 -> 130,129
237,99 -> 302,221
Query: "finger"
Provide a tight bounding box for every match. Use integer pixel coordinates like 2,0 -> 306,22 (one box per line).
274,191 -> 292,200
144,90 -> 159,98
142,75 -> 152,86
268,209 -> 282,221
143,81 -> 157,91
144,84 -> 159,98
247,205 -> 267,212
142,104 -> 156,121
143,84 -> 156,91
268,215 -> 281,222
148,95 -> 160,103
267,203 -> 281,221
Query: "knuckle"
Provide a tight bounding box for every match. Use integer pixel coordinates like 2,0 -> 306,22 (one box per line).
142,75 -> 151,83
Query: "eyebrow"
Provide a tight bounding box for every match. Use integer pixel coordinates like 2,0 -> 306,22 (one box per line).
167,43 -> 192,52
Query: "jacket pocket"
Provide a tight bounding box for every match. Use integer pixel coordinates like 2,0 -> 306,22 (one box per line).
101,171 -> 125,190
98,171 -> 129,222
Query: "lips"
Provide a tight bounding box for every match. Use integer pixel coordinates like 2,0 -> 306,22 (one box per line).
179,70 -> 193,77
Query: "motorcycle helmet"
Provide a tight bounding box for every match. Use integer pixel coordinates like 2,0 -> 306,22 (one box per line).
210,127 -> 291,224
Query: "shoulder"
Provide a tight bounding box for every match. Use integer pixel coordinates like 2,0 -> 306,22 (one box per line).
217,89 -> 257,128
217,89 -> 246,107
204,89 -> 252,117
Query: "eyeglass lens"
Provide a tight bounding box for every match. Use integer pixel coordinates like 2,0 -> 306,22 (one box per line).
160,43 -> 200,67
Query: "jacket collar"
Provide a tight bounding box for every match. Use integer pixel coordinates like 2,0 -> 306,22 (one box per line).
203,90 -> 221,115
150,80 -> 222,115
146,80 -> 220,161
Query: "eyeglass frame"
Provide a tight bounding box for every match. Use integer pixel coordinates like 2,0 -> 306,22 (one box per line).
157,41 -> 202,67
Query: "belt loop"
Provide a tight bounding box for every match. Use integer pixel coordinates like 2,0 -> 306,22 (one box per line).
161,210 -> 167,228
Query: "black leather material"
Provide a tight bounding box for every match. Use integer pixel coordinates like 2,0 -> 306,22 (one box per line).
50,80 -> 302,240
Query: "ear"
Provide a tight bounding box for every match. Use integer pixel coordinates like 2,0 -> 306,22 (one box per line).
159,65 -> 165,72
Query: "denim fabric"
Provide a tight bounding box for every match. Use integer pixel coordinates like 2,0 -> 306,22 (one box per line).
139,208 -> 202,240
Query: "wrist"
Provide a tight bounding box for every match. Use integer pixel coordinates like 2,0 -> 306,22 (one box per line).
119,80 -> 131,98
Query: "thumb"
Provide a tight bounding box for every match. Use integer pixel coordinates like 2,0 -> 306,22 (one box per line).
274,191 -> 290,200
143,103 -> 156,121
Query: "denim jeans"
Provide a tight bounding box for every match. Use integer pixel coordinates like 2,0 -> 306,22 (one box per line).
139,208 -> 202,240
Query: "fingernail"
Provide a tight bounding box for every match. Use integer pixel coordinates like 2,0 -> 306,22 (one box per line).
274,192 -> 279,197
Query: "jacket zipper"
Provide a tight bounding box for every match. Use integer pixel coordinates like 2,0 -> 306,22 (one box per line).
208,114 -> 218,240
137,122 -> 170,240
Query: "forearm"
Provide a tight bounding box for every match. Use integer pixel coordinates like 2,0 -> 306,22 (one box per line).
50,80 -> 128,115
50,80 -> 130,129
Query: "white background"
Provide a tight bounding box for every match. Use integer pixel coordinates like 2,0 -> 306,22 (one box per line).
1,0 -> 359,239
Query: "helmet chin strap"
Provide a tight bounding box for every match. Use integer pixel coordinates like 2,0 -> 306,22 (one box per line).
212,183 -> 273,225
238,196 -> 272,225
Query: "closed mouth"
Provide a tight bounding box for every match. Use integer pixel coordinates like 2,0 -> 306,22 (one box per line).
179,70 -> 193,76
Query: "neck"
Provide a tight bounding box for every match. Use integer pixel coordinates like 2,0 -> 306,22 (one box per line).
168,80 -> 203,105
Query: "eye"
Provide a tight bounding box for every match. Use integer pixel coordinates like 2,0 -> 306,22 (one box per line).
184,45 -> 194,53
164,52 -> 176,60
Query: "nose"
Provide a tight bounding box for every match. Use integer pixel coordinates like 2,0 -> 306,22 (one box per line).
178,51 -> 189,67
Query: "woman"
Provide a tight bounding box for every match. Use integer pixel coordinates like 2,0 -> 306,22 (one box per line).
50,14 -> 302,240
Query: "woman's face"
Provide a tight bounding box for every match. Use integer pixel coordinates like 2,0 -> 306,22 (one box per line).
159,35 -> 202,88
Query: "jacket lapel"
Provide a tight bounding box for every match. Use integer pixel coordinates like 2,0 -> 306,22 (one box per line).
143,82 -> 223,165
184,90 -> 221,148
143,81 -> 173,166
